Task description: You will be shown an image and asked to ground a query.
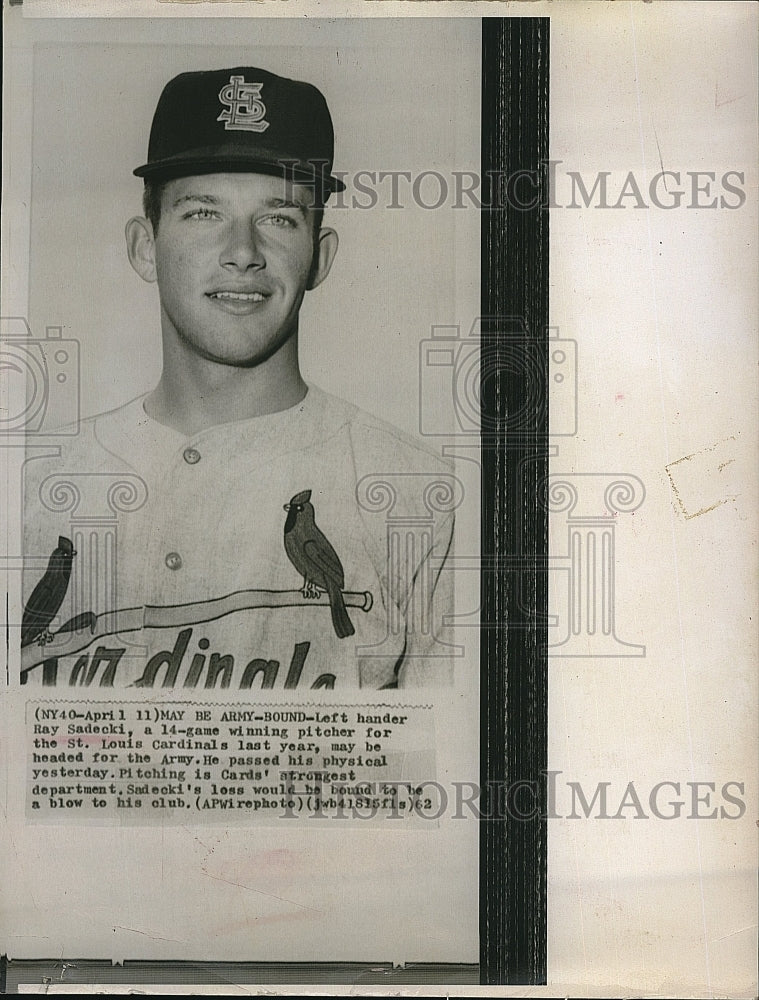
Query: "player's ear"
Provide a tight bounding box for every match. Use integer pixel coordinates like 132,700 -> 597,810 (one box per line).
307,227 -> 338,290
125,217 -> 157,284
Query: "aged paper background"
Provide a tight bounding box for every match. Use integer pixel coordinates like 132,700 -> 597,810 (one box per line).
2,1 -> 757,996
2,11 -> 481,967
546,4 -> 756,996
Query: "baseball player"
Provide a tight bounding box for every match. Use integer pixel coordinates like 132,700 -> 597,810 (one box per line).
22,67 -> 456,690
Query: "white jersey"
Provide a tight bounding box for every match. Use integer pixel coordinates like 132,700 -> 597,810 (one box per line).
22,386 -> 456,690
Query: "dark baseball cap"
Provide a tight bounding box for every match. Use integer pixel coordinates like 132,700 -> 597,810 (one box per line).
133,66 -> 345,196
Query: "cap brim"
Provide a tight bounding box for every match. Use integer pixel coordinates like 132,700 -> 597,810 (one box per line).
133,150 -> 345,194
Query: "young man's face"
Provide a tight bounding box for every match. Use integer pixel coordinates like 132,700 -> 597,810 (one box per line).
129,172 -> 336,368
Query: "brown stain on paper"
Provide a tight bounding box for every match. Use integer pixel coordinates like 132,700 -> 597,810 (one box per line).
665,435 -> 738,520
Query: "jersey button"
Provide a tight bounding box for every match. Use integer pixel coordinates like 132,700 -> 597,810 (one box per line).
183,447 -> 201,465
165,552 -> 183,571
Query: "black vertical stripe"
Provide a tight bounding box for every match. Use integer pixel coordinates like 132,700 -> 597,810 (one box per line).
480,17 -> 549,985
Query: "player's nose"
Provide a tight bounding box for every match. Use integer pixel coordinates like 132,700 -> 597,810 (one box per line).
220,219 -> 265,271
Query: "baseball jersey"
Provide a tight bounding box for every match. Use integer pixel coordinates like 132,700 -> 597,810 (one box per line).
21,385 -> 457,690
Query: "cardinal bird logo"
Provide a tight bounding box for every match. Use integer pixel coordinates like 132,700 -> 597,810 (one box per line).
283,490 -> 355,639
22,536 -> 77,648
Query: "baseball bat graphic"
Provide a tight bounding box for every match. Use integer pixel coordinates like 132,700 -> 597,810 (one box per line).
20,588 -> 373,675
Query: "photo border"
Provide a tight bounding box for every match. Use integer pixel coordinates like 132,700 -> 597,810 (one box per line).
0,13 -> 550,992
480,16 -> 549,986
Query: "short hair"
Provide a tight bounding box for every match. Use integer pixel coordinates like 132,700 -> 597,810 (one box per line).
142,179 -> 165,234
142,179 -> 325,238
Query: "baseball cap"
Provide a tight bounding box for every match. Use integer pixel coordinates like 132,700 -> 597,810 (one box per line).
133,67 -> 345,196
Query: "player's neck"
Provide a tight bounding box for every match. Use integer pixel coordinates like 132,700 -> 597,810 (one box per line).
145,338 -> 308,436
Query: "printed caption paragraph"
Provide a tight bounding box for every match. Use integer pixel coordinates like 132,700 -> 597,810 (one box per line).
26,701 -> 436,824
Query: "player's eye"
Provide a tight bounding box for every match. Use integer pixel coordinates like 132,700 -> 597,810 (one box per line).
183,208 -> 219,220
259,213 -> 298,229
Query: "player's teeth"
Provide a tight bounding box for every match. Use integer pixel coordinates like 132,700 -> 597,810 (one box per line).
213,291 -> 264,301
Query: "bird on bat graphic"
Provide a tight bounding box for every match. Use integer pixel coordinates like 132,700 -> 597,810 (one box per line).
21,536 -> 77,648
283,490 -> 355,639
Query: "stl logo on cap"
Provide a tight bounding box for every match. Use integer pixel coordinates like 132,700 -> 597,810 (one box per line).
217,74 -> 270,133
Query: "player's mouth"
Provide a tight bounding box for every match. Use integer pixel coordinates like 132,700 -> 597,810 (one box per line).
206,290 -> 270,314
